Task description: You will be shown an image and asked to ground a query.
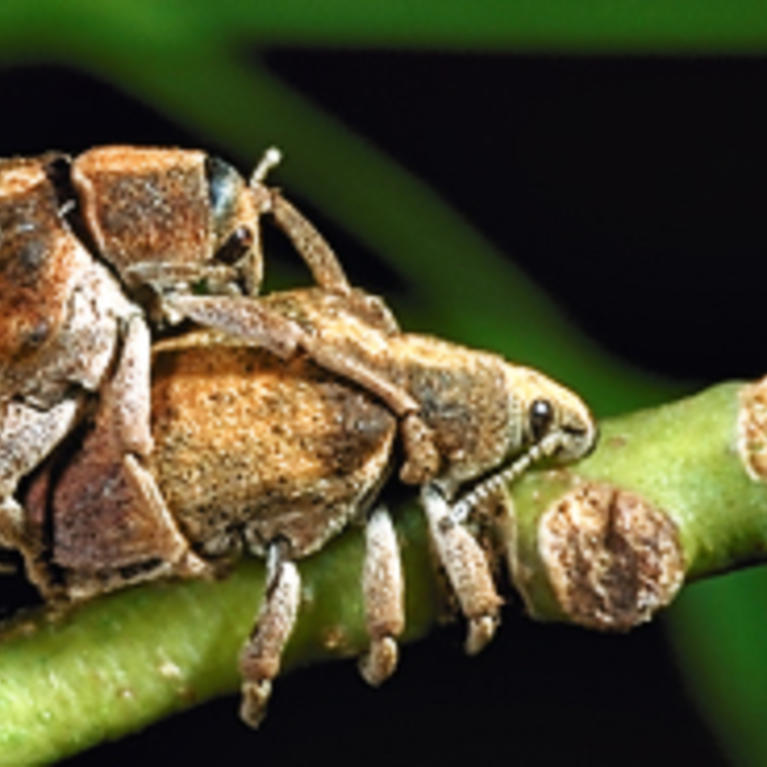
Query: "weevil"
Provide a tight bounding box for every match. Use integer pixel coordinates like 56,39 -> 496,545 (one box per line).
19,287 -> 596,727
0,145 -> 391,573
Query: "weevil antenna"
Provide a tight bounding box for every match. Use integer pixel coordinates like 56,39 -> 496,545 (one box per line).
451,430 -> 564,523
251,147 -> 283,186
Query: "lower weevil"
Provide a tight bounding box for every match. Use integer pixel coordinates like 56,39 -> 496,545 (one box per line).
19,287 -> 596,727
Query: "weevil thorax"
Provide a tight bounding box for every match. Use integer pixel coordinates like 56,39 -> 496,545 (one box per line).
71,146 -> 263,308
500,363 -> 596,464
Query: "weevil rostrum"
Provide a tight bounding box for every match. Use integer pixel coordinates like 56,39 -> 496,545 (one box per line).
0,145 -> 395,576
16,286 -> 596,727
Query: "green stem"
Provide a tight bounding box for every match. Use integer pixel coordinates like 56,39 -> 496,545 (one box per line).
1,379 -> 765,764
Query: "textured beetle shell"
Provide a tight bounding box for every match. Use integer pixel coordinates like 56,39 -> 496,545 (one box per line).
0,156 -> 74,365
71,146 -> 262,294
149,341 -> 397,558
259,288 -> 521,486
0,155 -> 138,407
72,147 -> 214,274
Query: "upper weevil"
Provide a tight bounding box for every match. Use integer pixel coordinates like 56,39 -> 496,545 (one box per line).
0,145 -> 381,566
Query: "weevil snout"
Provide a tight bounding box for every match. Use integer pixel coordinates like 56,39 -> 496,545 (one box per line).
542,391 -> 598,465
506,365 -> 597,464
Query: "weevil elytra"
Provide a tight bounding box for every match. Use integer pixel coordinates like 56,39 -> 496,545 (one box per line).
18,287 -> 596,727
0,145 -> 392,575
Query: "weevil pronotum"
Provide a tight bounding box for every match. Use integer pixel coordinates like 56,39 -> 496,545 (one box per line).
0,145 -> 390,576
18,287 -> 596,727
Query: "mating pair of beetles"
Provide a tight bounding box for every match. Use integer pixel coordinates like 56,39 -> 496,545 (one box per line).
0,145 -> 596,725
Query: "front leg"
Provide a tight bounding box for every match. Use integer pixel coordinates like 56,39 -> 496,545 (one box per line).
259,186 -> 352,296
239,540 -> 301,728
420,484 -> 502,655
103,314 -> 154,456
162,295 -> 304,361
165,294 -> 427,420
165,293 -> 445,488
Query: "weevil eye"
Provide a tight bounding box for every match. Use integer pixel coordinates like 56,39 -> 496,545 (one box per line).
206,155 -> 246,242
529,398 -> 554,442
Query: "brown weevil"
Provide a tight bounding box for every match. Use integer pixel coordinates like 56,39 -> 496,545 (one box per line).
18,286 -> 596,727
1,146 -> 597,730
0,145 -> 380,573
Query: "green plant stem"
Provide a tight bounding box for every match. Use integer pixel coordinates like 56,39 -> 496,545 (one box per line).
0,380 -> 765,764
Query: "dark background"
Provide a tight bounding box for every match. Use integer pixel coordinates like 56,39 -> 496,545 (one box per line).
2,53 -> 760,764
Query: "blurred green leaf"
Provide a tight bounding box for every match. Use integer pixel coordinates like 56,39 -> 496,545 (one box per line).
1,3 -> 765,763
4,0 -> 767,52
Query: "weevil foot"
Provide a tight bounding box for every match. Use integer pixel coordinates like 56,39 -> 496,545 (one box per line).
359,636 -> 399,687
240,679 -> 272,729
466,614 -> 499,656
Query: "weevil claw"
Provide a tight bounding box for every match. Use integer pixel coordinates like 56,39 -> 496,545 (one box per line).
359,636 -> 399,687
240,679 -> 272,729
465,615 -> 499,656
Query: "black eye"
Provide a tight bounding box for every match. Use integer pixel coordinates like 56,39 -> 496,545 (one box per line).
529,399 -> 554,441
206,155 -> 242,227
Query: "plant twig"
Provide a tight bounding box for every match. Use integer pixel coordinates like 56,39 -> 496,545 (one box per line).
0,379 -> 765,764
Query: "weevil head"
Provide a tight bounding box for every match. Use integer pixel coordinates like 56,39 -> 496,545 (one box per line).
504,364 -> 597,466
206,155 -> 264,294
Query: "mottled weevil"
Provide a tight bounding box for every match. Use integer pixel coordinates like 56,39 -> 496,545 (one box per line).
0,146 -> 381,572
18,289 -> 596,727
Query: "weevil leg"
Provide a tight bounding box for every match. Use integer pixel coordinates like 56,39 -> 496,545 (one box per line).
52,448 -> 210,600
0,397 -> 81,575
46,317 -> 209,598
359,505 -> 404,686
0,397 -> 81,503
266,191 -> 352,295
164,294 -> 436,444
248,147 -> 350,294
399,413 -> 441,485
420,484 -> 502,655
240,540 -> 301,728
0,496 -> 24,572
103,313 -> 153,457
161,294 -> 304,361
299,334 -> 421,416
